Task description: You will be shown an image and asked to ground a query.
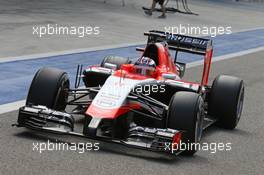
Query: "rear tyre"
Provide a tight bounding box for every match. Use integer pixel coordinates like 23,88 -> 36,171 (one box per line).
167,91 -> 204,156
209,75 -> 244,129
26,67 -> 69,111
101,56 -> 130,69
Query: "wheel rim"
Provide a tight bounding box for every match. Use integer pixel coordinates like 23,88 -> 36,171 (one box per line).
195,105 -> 203,143
236,87 -> 244,124
55,78 -> 69,110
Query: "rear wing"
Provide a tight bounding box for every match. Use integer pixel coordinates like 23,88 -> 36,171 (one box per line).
143,30 -> 213,86
144,30 -> 212,55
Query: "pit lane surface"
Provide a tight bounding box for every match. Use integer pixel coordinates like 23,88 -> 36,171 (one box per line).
0,50 -> 264,175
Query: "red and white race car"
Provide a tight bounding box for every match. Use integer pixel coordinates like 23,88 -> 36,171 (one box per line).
15,30 -> 244,156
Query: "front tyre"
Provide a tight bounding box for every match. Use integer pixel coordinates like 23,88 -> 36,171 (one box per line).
26,67 -> 69,111
167,91 -> 204,156
209,75 -> 244,129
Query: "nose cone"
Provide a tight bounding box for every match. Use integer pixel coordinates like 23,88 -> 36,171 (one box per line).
85,75 -> 141,119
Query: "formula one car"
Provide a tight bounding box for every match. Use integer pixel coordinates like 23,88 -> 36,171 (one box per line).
15,30 -> 244,156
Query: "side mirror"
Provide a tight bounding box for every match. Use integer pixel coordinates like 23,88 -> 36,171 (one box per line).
162,73 -> 177,80
104,63 -> 117,70
176,62 -> 186,78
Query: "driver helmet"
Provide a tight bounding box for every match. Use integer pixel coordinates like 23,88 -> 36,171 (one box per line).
135,57 -> 156,76
136,56 -> 156,68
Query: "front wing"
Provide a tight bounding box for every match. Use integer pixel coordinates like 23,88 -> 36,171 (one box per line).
14,105 -> 183,156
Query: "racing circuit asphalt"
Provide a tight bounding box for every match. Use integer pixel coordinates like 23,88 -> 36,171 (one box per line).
0,50 -> 264,175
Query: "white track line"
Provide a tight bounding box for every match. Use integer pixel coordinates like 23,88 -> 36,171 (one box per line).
1,27 -> 264,64
0,46 -> 264,115
0,42 -> 144,63
187,46 -> 264,68
0,100 -> 26,114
